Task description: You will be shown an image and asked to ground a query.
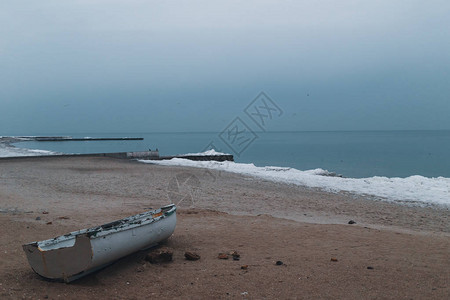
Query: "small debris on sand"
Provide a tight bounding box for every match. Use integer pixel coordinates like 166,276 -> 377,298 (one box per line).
230,250 -> 240,260
229,250 -> 240,257
218,253 -> 229,259
145,247 -> 173,264
58,216 -> 70,220
184,251 -> 201,261
367,266 -> 374,270
348,220 -> 356,224
241,265 -> 248,270
42,211 -> 49,214
35,217 -> 41,221
46,221 -> 52,225
330,258 -> 338,262
136,266 -> 145,273
276,260 -> 283,266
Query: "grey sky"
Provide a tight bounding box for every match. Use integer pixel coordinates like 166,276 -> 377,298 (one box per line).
1,0 -> 449,134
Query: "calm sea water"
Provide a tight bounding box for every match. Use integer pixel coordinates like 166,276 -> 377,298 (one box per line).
15,131 -> 450,178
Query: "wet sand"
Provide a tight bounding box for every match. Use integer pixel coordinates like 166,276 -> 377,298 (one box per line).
0,156 -> 449,299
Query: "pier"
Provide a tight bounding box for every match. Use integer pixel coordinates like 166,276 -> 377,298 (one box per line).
1,136 -> 233,162
89,151 -> 234,162
34,137 -> 143,141
155,154 -> 234,162
0,150 -> 234,162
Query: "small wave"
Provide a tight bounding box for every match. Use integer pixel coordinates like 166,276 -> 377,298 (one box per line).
0,145 -> 57,158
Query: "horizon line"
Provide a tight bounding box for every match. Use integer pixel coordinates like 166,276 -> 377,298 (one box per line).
5,129 -> 450,136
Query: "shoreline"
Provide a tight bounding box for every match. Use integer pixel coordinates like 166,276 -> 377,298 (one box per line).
1,156 -> 448,298
1,149 -> 449,209
0,156 -> 448,234
5,136 -> 449,209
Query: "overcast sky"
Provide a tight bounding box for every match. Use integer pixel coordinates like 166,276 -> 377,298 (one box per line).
1,0 -> 449,135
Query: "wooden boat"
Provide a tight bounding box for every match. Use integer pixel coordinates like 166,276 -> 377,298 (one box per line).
22,204 -> 176,282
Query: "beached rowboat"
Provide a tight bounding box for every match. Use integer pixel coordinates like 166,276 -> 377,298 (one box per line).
22,204 -> 176,282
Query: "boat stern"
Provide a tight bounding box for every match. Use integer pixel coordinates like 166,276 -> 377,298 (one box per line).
22,234 -> 93,282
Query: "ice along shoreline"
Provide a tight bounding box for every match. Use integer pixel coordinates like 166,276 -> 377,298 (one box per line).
140,157 -> 450,208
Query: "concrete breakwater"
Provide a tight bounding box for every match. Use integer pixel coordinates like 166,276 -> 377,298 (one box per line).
34,137 -> 144,141
0,151 -> 234,162
0,136 -> 233,162
90,151 -> 234,162
153,154 -> 234,162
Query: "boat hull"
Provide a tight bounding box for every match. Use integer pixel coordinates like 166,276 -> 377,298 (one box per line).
23,204 -> 176,282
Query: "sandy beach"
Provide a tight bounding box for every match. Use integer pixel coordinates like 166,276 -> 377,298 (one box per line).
0,156 -> 448,299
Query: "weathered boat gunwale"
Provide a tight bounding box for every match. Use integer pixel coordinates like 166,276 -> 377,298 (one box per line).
31,205 -> 176,251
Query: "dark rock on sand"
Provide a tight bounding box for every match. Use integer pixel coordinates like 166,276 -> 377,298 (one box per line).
230,250 -> 240,260
145,247 -> 173,263
184,251 -> 201,261
230,250 -> 240,258
218,253 -> 229,259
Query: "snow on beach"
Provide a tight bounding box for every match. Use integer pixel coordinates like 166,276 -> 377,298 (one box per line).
178,149 -> 228,156
140,157 -> 450,208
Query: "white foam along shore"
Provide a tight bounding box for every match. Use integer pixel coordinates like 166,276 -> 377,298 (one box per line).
0,146 -> 57,158
0,137 -> 57,158
139,157 -> 450,208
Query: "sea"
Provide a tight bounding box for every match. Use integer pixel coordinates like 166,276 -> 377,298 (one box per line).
5,130 -> 450,207
11,130 -> 450,178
